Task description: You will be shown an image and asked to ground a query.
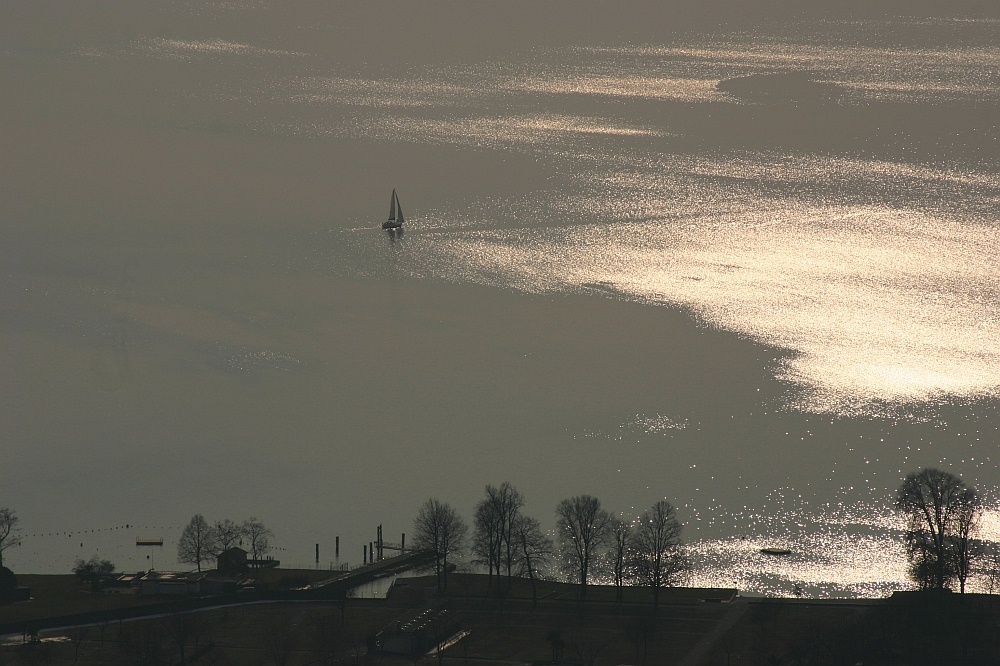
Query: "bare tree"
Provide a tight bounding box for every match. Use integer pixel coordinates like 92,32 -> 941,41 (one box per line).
496,483 -> 525,580
472,495 -> 501,583
412,498 -> 468,592
242,517 -> 274,564
896,468 -> 979,591
609,517 -> 632,600
0,507 -> 21,568
512,514 -> 553,607
555,495 -> 610,595
630,501 -> 688,609
472,482 -> 524,588
177,514 -> 215,572
212,518 -> 244,556
954,486 -> 982,594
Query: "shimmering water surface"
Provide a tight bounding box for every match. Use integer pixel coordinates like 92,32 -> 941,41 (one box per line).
3,2 -> 1000,596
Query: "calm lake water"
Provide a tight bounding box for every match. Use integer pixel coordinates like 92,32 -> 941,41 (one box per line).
3,1 -> 999,597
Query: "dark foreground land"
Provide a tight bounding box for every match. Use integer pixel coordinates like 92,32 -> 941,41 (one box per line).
4,572 -> 1000,665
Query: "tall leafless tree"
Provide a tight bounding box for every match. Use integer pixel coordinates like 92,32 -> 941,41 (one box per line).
242,517 -> 274,565
412,498 -> 468,591
630,501 -> 688,609
512,514 -> 553,607
954,486 -> 982,594
609,517 -> 632,600
896,468 -> 980,591
0,507 -> 21,568
177,514 -> 215,572
497,483 -> 525,579
472,496 -> 500,583
472,482 -> 524,588
555,495 -> 610,595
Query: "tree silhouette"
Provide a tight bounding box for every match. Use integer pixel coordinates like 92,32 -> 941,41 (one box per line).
556,495 -> 610,595
609,517 -> 632,600
512,514 -> 553,606
73,555 -> 115,594
896,468 -> 981,591
630,501 -> 688,609
412,498 -> 468,592
177,514 -> 215,572
472,482 -> 524,589
242,517 -> 274,565
0,508 -> 21,568
953,486 -> 982,594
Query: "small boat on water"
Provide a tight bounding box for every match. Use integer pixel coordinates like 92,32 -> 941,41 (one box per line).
382,188 -> 404,230
760,547 -> 792,556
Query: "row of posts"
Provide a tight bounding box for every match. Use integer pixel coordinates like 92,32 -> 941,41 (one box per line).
314,525 -> 406,566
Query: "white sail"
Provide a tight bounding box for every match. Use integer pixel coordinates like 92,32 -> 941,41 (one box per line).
394,192 -> 404,226
388,188 -> 397,223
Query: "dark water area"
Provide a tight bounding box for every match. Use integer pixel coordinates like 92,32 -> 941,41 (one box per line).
2,1 -> 999,596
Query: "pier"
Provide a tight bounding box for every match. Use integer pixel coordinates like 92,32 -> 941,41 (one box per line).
295,549 -> 436,597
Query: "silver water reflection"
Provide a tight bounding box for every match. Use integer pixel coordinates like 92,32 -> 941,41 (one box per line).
307,89 -> 1000,412
403,195 -> 1000,414
690,496 -> 1000,597
232,19 -> 1000,413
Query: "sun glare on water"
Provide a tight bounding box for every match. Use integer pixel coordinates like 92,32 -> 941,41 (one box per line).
267,26 -> 1000,416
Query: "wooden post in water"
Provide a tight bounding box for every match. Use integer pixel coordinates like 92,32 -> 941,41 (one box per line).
315,543 -> 319,565
363,544 -> 367,564
401,533 -> 405,552
335,536 -> 340,558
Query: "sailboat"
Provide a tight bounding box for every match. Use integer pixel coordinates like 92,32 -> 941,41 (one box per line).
382,189 -> 404,230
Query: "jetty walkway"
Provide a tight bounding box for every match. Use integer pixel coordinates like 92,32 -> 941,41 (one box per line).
295,549 -> 437,596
